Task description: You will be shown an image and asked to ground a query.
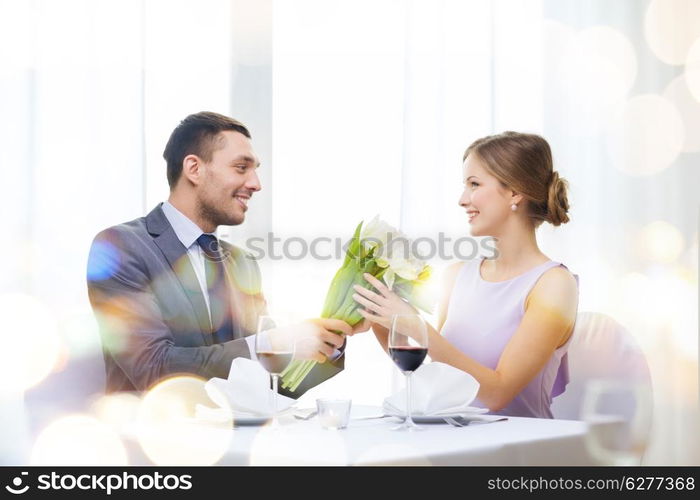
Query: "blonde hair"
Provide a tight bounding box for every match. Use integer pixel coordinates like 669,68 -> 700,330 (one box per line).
464,131 -> 570,227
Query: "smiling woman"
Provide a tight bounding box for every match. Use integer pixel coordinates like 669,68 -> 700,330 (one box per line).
356,131 -> 579,418
461,132 -> 570,236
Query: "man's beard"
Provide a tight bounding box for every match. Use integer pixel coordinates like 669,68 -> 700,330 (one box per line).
198,192 -> 243,228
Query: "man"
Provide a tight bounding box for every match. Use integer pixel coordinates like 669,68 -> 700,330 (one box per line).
87,111 -> 363,396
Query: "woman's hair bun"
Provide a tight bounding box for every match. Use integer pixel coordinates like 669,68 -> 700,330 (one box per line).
546,171 -> 570,226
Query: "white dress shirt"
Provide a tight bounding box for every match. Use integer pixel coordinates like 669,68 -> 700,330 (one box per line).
161,201 -> 261,359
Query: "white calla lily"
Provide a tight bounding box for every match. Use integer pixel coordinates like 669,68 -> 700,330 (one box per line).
360,215 -> 396,252
382,269 -> 396,290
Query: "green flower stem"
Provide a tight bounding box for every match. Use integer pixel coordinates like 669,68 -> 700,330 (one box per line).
281,271 -> 370,391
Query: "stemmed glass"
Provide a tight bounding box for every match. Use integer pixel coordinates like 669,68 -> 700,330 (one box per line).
581,380 -> 653,465
255,315 -> 295,427
389,314 -> 428,431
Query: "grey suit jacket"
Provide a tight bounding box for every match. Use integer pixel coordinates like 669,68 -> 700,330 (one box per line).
86,204 -> 343,397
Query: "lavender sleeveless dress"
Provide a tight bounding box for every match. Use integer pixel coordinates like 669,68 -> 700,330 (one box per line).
441,259 -> 578,418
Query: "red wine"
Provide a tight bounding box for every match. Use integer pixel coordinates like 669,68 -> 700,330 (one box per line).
258,351 -> 293,374
389,347 -> 427,372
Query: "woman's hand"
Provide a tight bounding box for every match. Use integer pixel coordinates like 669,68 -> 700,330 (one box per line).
352,273 -> 418,329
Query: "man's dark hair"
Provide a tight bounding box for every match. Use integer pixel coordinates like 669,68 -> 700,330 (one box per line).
163,111 -> 251,188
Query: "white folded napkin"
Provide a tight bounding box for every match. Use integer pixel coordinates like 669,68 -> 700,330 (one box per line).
382,362 -> 486,416
201,358 -> 296,417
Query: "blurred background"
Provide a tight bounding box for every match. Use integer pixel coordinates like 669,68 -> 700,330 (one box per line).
0,0 -> 697,465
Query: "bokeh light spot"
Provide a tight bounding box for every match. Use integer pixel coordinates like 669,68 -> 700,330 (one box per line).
644,0 -> 700,65
662,74 -> 700,152
91,392 -> 142,433
550,25 -> 637,132
606,94 -> 684,176
638,221 -> 685,264
685,37 -> 700,103
0,293 -> 61,393
30,414 -> 127,465
87,240 -> 120,281
136,376 -> 232,465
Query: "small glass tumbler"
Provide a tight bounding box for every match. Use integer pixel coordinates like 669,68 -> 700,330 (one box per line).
316,399 -> 352,430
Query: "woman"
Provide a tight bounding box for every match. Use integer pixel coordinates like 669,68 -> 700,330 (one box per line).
353,131 -> 578,418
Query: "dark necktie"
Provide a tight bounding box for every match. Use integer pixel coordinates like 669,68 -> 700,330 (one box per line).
196,234 -> 233,343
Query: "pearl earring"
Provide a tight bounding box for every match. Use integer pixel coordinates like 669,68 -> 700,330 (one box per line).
511,203 -> 518,212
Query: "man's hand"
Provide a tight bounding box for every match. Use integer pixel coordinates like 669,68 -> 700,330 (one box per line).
349,318 -> 371,335
270,318 -> 351,363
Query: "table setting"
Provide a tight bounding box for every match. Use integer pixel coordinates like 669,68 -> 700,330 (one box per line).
197,355 -> 505,430
122,350 -> 592,466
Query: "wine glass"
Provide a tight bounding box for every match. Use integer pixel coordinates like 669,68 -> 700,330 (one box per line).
389,314 -> 429,431
255,315 -> 295,427
581,380 -> 653,465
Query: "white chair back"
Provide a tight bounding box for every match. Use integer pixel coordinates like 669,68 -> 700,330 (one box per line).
551,311 -> 652,420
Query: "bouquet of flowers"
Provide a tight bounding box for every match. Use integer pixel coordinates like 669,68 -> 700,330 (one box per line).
280,216 -> 435,392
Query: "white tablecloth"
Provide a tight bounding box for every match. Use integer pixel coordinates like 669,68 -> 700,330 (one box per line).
212,407 -> 596,466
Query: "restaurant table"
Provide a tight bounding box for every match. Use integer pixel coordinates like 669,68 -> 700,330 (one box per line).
122,404 -> 598,466
208,411 -> 596,466
122,403 -> 599,465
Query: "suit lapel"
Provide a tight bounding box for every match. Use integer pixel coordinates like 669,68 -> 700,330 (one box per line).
146,205 -> 213,345
223,247 -> 246,340
222,243 -> 265,339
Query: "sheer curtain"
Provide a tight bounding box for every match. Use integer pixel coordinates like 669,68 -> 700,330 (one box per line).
0,0 -> 258,462
1,0 -> 147,462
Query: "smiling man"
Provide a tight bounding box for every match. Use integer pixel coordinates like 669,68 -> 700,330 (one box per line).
87,112 -> 358,396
